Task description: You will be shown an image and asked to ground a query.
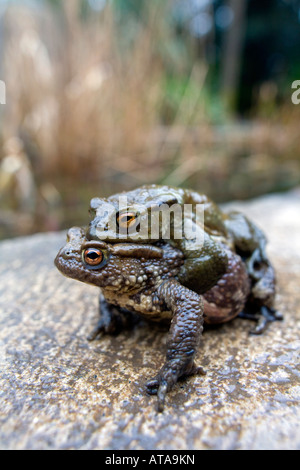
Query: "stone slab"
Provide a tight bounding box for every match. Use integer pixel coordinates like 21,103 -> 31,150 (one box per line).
0,190 -> 299,450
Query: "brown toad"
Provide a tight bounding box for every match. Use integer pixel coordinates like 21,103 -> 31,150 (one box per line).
55,226 -> 278,411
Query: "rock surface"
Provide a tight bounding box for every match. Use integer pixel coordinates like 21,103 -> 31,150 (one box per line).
0,190 -> 300,450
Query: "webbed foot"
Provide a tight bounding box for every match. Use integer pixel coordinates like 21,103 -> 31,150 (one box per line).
87,319 -> 112,341
146,360 -> 206,412
88,296 -> 139,341
87,312 -> 120,341
239,306 -> 283,335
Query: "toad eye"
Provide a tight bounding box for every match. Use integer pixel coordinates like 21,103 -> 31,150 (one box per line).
83,248 -> 103,266
117,212 -> 138,229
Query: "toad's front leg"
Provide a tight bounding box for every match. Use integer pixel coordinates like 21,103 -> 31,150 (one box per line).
146,279 -> 205,412
87,293 -> 140,341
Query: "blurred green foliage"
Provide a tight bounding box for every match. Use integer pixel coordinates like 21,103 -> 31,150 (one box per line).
239,0 -> 300,112
42,0 -> 300,115
1,0 -> 300,239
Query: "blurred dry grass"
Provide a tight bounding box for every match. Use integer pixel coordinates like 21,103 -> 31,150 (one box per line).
0,0 -> 300,239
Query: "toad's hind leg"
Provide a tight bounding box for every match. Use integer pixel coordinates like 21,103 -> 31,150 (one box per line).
239,307 -> 283,335
87,293 -> 140,341
239,263 -> 283,335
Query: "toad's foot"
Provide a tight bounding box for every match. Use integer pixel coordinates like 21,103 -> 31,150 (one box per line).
87,295 -> 139,341
146,360 -> 206,412
239,306 -> 283,335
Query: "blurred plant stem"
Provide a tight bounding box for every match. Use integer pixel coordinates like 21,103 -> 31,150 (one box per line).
221,0 -> 247,113
0,0 -> 299,239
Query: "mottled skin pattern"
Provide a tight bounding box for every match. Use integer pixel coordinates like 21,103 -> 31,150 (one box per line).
88,185 -> 230,294
55,227 -> 255,411
87,184 -> 276,302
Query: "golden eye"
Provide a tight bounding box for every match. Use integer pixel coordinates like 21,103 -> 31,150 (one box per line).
117,212 -> 138,229
83,248 -> 103,266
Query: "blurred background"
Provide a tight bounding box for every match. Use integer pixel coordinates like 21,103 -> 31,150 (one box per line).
0,0 -> 300,239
